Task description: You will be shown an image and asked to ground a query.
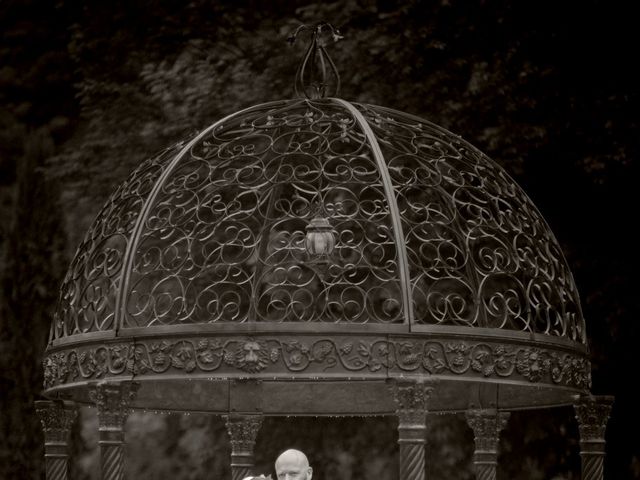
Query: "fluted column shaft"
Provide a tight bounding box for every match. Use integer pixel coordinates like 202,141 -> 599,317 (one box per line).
35,400 -> 78,480
465,409 -> 510,480
390,379 -> 435,480
89,381 -> 139,480
225,414 -> 264,480
574,395 -> 614,480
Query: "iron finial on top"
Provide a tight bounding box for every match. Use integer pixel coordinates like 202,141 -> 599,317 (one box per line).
288,22 -> 343,99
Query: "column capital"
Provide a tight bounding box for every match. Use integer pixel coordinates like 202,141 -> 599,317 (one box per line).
35,400 -> 78,442
225,414 -> 264,480
89,382 -> 139,480
465,408 -> 510,480
35,400 -> 78,480
389,379 -> 437,480
389,378 -> 437,425
88,381 -> 139,429
465,409 -> 510,452
574,395 -> 614,441
574,395 -> 614,480
224,414 -> 264,453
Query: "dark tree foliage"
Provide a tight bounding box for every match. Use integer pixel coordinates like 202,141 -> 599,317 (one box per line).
1,2 -> 73,477
0,130 -> 67,478
1,0 -> 638,478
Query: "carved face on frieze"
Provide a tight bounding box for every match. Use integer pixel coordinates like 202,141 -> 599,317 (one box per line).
234,340 -> 269,373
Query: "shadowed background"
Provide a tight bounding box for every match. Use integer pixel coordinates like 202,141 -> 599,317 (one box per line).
1,0 -> 637,478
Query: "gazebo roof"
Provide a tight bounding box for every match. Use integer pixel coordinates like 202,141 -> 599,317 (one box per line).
53,99 -> 586,339
43,27 -> 590,415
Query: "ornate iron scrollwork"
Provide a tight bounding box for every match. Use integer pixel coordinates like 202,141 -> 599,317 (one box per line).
52,98 -> 585,344
357,104 -> 584,341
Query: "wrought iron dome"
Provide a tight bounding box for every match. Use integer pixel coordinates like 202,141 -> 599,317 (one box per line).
43,24 -> 591,418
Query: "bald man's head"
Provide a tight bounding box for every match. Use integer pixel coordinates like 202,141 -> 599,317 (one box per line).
275,449 -> 312,480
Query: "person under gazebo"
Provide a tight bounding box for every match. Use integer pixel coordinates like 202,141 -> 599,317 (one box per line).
274,449 -> 313,480
244,448 -> 313,480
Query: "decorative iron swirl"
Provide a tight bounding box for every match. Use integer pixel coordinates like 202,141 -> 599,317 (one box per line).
53,144 -> 182,339
355,103 -> 585,342
125,99 -> 402,326
51,98 -> 586,344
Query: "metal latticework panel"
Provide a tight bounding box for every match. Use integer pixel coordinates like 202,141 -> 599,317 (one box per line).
357,104 -> 585,342
51,98 -> 585,345
53,146 -> 180,338
124,99 -> 401,327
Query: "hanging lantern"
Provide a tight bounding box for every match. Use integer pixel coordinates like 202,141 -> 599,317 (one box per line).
305,215 -> 336,257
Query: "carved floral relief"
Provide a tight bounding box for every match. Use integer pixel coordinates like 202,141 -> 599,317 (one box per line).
44,336 -> 590,391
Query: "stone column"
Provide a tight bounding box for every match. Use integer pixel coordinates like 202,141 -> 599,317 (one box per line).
35,400 -> 78,480
390,379 -> 436,480
88,381 -> 139,480
224,414 -> 264,480
465,409 -> 510,480
574,395 -> 614,480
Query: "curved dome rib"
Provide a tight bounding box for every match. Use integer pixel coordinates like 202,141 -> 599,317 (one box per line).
356,103 -> 585,342
51,99 -> 585,345
114,101 -> 288,331
332,98 -> 413,324
118,99 -> 405,327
